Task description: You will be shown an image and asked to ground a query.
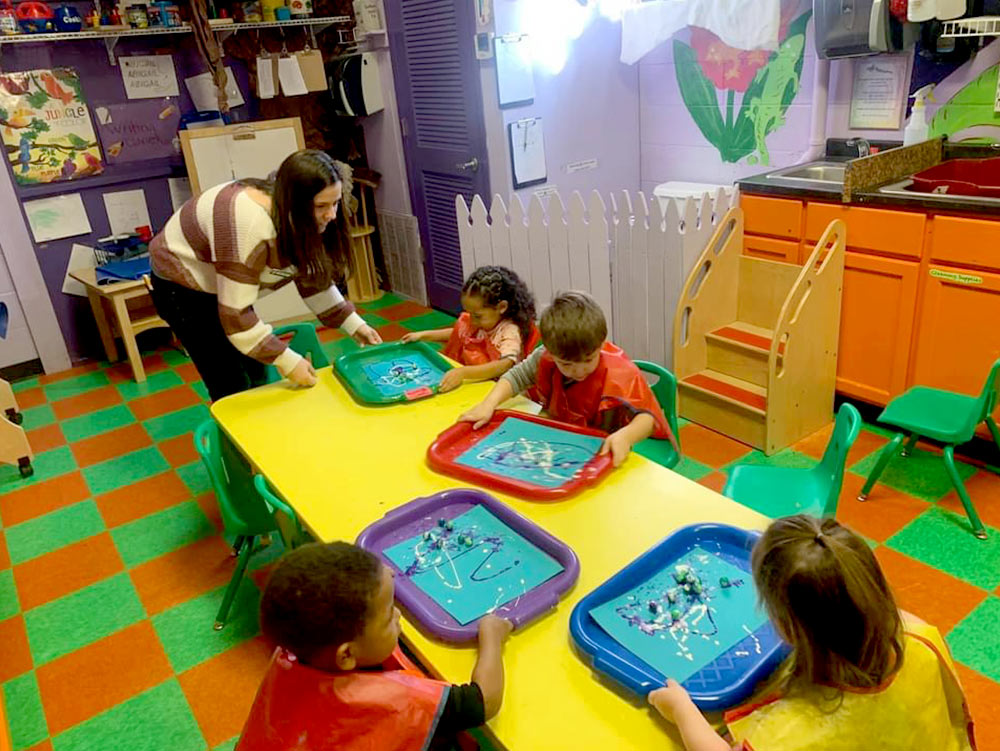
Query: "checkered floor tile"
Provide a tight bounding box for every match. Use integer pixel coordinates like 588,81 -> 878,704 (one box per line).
1,292 -> 998,751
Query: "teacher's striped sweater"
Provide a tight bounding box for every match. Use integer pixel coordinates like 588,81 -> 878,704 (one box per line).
150,181 -> 364,376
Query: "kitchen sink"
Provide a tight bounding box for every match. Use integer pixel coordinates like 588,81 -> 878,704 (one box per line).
766,161 -> 846,184
878,179 -> 1000,207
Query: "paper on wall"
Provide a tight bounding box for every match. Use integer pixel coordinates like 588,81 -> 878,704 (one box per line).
24,194 -> 92,243
277,56 -> 309,96
509,118 -> 546,189
257,55 -> 276,99
185,67 -> 245,111
120,55 -> 180,99
296,50 -> 328,92
168,177 -> 192,211
62,243 -> 97,296
103,189 -> 151,235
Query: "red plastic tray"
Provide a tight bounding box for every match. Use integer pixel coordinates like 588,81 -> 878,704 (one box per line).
426,410 -> 613,501
910,157 -> 1000,198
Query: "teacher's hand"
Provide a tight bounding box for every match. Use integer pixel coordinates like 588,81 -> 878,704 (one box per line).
352,324 -> 383,347
287,358 -> 318,388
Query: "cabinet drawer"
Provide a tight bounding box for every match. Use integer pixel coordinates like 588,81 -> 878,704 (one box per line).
805,203 -> 925,259
742,235 -> 800,264
741,195 -> 803,239
929,216 -> 1000,272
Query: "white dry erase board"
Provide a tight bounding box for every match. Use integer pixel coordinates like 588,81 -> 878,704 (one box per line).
179,117 -> 305,195
508,118 -> 546,190
495,34 -> 534,108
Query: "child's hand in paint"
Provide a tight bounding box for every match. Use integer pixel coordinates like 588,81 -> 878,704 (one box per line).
439,366 -> 467,393
600,428 -> 634,467
459,401 -> 495,430
478,614 -> 513,646
648,679 -> 696,724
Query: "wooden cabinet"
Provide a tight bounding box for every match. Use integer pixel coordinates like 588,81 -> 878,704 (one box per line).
742,235 -> 800,263
929,216 -> 1000,272
805,204 -> 925,260
740,195 -> 805,262
837,253 -> 919,404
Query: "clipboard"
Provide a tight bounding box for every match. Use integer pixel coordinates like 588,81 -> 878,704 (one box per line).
508,117 -> 546,190
495,33 -> 535,108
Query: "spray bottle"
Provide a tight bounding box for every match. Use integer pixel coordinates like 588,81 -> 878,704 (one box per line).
904,84 -> 936,146
0,0 -> 20,35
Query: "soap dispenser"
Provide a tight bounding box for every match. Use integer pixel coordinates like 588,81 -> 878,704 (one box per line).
903,84 -> 935,146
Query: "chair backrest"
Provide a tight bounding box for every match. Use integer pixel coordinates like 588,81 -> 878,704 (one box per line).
973,358 -> 1000,425
194,420 -> 277,537
633,360 -> 681,447
815,402 -> 862,515
264,323 -> 331,384
254,474 -> 310,548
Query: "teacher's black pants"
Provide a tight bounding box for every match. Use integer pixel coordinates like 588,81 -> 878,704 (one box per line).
150,274 -> 268,402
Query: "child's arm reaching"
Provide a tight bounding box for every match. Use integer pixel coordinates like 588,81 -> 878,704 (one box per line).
401,327 -> 453,344
600,412 -> 655,467
649,680 -> 735,751
439,359 -> 516,393
473,615 -> 513,720
458,378 -> 515,427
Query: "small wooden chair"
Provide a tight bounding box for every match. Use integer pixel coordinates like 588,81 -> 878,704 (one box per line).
345,176 -> 382,303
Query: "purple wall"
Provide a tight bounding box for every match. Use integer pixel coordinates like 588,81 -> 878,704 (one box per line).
3,24 -> 253,362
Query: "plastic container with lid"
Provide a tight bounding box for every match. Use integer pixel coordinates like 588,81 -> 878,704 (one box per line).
910,157 -> 1000,198
653,181 -> 735,219
15,1 -> 55,33
0,0 -> 20,35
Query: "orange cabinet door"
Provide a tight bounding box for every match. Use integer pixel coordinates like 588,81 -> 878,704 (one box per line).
805,202 -> 925,260
741,195 -> 803,239
742,235 -> 801,264
911,266 -> 1000,436
929,216 -> 1000,272
836,252 -> 919,405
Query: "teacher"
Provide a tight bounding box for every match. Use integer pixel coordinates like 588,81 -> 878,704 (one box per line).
149,149 -> 382,401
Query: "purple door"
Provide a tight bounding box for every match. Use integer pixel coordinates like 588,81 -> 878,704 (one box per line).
383,0 -> 491,313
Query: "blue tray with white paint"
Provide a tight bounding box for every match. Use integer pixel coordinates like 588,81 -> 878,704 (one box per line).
569,523 -> 789,710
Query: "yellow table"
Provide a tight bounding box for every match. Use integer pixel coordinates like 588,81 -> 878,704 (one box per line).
211,371 -> 767,751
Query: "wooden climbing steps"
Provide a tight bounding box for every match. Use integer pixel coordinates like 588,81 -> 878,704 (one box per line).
0,379 -> 33,478
673,207 -> 846,455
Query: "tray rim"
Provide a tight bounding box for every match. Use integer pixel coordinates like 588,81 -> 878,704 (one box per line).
333,340 -> 453,405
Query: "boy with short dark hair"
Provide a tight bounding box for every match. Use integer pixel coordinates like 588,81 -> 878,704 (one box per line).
236,542 -> 512,751
460,291 -> 677,466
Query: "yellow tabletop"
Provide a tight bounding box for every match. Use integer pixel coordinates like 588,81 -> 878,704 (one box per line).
211,369 -> 768,751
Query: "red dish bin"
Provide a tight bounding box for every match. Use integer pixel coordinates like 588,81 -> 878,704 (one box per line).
910,157 -> 1000,198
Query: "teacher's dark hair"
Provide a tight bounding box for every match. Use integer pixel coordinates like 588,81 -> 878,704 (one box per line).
244,150 -> 353,289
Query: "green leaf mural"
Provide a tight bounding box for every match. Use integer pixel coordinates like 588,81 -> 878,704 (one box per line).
929,64 -> 1000,142
673,10 -> 812,165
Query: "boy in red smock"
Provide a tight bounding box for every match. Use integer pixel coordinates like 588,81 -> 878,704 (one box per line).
459,291 -> 677,466
236,542 -> 513,751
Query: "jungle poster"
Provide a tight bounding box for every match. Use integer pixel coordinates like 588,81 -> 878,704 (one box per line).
0,68 -> 103,185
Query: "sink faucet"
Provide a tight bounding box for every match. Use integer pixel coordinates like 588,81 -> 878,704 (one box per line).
847,138 -> 870,158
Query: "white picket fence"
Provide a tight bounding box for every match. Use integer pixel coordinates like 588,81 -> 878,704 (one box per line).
455,188 -> 739,369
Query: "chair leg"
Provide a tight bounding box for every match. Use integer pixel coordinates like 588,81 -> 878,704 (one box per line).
900,433 -> 919,457
986,416 -> 1000,455
215,535 -> 255,630
943,446 -> 987,541
230,535 -> 246,558
858,433 -> 904,501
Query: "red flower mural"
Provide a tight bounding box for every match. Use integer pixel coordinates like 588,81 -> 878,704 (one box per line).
689,28 -> 770,93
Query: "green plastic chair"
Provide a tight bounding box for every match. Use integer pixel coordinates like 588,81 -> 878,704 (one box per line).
723,403 -> 862,518
195,419 -> 282,630
858,358 -> 1000,540
633,360 -> 682,469
254,474 -> 312,550
264,323 -> 331,384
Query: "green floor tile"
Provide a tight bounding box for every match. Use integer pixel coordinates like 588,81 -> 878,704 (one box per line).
42,371 -> 110,402
676,417 -> 691,430
887,507 -> 1000,589
0,446 -> 77,493
111,501 -> 215,568
11,377 -> 39,393
3,671 -> 48,750
723,448 -> 817,473
671,455 -> 714,482
52,679 -> 203,751
0,569 -> 19,620
153,579 -> 260,672
142,404 -> 211,442
21,404 -> 56,431
82,446 -> 170,496
212,738 -> 238,751
947,597 -> 1000,682
116,370 -> 184,401
850,447 -> 976,502
633,437 -> 681,470
322,337 -> 360,361
360,311 -> 390,328
399,311 -> 457,331
24,573 -> 144,665
161,349 -> 192,367
357,292 -> 403,311
191,381 -> 210,402
60,404 -> 137,443
6,501 -> 104,565
176,460 -> 213,497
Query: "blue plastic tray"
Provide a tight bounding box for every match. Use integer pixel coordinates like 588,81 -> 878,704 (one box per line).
569,523 -> 789,710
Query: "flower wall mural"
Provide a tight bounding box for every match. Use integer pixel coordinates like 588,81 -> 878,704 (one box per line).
673,2 -> 811,166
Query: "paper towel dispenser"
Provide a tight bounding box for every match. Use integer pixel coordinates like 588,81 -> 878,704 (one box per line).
328,52 -> 385,117
814,0 -> 916,58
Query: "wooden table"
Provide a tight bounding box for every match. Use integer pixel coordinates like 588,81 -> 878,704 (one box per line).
211,373 -> 767,750
69,267 -> 170,383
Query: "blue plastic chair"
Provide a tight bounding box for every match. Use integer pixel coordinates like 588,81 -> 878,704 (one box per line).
723,403 -> 862,518
633,360 -> 682,469
264,323 -> 331,384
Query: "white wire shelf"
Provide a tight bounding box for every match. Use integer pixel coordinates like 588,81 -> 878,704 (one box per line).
941,16 -> 1000,38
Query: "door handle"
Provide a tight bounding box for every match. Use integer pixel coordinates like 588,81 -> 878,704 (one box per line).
456,157 -> 480,173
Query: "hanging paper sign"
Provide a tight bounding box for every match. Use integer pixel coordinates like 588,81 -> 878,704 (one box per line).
0,68 -> 103,185
95,100 -> 180,164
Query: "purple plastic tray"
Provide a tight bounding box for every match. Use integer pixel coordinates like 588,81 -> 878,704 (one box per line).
356,488 -> 580,642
